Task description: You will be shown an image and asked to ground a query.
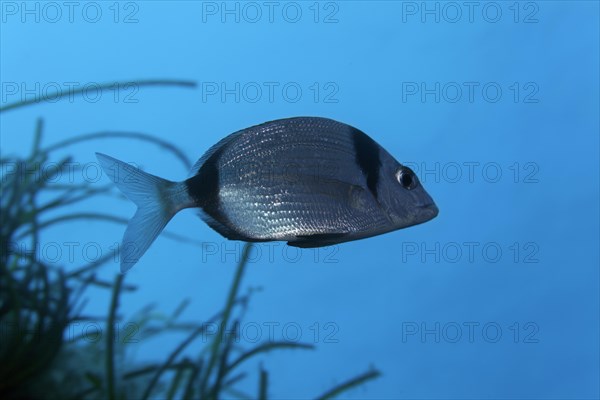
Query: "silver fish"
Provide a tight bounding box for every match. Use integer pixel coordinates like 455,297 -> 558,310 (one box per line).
96,117 -> 438,272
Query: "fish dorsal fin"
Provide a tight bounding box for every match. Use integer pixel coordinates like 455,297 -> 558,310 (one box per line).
189,117 -> 312,176
189,131 -> 244,177
189,117 -> 340,177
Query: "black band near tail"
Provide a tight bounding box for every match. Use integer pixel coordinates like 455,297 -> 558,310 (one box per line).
185,147 -> 247,240
185,148 -> 222,209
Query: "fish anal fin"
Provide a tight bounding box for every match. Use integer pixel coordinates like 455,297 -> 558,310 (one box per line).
288,233 -> 349,248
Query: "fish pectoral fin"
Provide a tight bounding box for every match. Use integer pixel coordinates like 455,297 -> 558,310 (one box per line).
287,233 -> 350,248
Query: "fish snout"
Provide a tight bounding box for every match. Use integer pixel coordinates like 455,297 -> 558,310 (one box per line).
417,202 -> 439,222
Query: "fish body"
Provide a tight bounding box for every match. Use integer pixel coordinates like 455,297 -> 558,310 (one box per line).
97,117 -> 438,272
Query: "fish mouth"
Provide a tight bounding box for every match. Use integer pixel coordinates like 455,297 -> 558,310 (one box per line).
417,203 -> 439,222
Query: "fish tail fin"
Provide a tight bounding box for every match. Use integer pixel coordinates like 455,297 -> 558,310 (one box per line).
96,152 -> 193,273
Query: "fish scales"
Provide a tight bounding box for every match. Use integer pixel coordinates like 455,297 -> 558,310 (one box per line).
209,118 -> 386,240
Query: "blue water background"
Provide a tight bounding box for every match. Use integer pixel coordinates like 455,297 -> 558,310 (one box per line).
1,1 -> 598,398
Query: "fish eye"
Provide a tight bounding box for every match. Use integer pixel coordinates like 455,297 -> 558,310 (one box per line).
396,167 -> 418,190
